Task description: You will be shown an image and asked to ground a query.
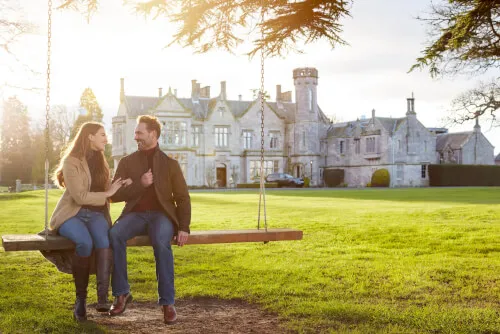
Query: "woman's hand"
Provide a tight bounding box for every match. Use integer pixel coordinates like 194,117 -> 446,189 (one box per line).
106,178 -> 123,197
122,178 -> 133,187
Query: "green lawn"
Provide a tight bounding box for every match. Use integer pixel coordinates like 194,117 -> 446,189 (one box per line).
1,188 -> 500,333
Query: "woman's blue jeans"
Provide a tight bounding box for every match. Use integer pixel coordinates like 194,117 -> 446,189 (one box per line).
58,208 -> 110,257
109,211 -> 175,305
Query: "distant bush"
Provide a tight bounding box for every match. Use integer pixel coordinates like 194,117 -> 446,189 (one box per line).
303,177 -> 310,188
371,169 -> 390,187
236,183 -> 278,188
366,182 -> 371,187
323,169 -> 344,187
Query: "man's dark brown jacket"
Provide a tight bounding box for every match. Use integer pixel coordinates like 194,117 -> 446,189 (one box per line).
110,145 -> 191,234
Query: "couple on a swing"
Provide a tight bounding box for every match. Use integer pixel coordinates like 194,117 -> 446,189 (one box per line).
49,115 -> 190,325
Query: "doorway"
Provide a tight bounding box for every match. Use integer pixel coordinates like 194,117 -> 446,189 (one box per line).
294,164 -> 303,178
216,166 -> 227,187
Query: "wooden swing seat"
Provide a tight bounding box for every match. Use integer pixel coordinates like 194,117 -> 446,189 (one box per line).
1,228 -> 303,251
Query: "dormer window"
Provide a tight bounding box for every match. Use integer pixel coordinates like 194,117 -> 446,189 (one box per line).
219,107 -> 225,117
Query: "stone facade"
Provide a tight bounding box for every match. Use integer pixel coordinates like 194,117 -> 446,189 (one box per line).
111,68 -> 495,187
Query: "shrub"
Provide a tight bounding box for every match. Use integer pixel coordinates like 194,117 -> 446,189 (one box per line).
303,177 -> 310,188
323,169 -> 344,187
371,169 -> 390,187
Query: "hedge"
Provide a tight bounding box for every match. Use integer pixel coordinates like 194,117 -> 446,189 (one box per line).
428,164 -> 500,186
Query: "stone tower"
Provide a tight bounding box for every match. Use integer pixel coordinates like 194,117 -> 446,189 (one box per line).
294,67 -> 319,122
292,67 -> 321,183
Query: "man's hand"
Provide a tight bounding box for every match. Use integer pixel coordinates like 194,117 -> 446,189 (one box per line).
141,169 -> 153,187
175,231 -> 189,247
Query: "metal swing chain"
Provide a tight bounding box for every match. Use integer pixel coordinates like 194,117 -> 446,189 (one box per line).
44,0 -> 53,237
257,3 -> 267,231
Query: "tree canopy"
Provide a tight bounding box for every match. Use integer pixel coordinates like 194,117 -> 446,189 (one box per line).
58,0 -> 352,57
0,0 -> 37,91
411,0 -> 499,77
411,0 -> 499,124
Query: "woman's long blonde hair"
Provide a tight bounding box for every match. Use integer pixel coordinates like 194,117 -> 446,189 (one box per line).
53,122 -> 110,189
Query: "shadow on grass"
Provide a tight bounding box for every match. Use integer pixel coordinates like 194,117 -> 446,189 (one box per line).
0,193 -> 40,201
265,187 -> 500,205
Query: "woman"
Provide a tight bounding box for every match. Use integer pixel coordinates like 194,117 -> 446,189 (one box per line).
50,122 -> 126,321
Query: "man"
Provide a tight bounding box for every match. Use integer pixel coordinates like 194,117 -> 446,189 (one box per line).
108,115 -> 191,324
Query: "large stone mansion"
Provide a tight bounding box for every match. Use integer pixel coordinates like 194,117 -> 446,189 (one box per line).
111,67 -> 494,187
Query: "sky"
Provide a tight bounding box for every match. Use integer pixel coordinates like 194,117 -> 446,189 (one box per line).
2,0 -> 499,152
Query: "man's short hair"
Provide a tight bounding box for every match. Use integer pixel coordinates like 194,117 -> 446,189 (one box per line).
137,115 -> 161,139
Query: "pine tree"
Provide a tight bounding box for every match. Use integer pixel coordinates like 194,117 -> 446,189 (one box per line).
80,87 -> 103,122
69,87 -> 103,140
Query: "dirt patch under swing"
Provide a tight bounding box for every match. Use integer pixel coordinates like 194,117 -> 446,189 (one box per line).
87,297 -> 293,333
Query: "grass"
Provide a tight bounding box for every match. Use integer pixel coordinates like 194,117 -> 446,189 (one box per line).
1,187 -> 500,333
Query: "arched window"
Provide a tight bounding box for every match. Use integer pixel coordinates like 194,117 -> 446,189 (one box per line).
308,88 -> 313,112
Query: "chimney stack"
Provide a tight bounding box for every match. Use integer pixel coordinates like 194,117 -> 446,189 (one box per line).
276,84 -> 282,101
406,92 -> 416,115
120,78 -> 125,103
220,81 -> 226,100
200,86 -> 211,98
191,80 -> 199,101
281,91 -> 292,102
474,116 -> 481,133
158,87 -> 163,98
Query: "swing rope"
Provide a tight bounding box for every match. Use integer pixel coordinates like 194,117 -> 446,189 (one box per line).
44,0 -> 53,238
257,3 -> 267,232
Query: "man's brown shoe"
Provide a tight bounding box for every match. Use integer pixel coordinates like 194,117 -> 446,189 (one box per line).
162,305 -> 177,324
108,293 -> 133,316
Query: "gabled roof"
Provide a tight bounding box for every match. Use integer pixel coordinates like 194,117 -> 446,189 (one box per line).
176,98 -> 209,120
495,153 -> 500,162
326,116 -> 405,138
124,96 -> 159,116
225,100 -> 254,118
266,102 -> 294,121
376,117 -> 406,133
436,132 -> 472,151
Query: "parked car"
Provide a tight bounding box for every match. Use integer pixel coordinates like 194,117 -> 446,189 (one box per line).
265,173 -> 304,188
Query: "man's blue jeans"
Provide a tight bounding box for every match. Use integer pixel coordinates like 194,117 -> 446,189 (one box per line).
58,208 -> 110,257
109,211 -> 175,305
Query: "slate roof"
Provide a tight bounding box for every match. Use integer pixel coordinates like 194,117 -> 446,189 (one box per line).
123,94 -> 328,124
326,117 -> 405,138
377,117 -> 406,133
124,96 -> 159,117
436,132 -> 472,151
